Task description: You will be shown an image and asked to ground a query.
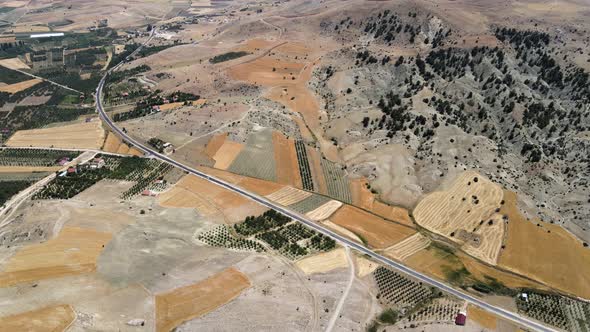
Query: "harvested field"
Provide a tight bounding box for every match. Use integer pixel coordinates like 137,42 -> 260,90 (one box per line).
6,121 -> 105,150
468,304 -> 497,330
462,212 -> 505,265
0,304 -> 75,332
155,267 -> 250,332
212,140 -> 243,170
287,193 -> 331,214
0,78 -> 42,93
322,220 -> 363,244
0,58 -> 30,70
164,174 -> 267,223
498,191 -> 590,299
265,186 -> 311,206
158,186 -> 218,217
228,128 -> 276,182
205,133 -> 227,158
0,227 -> 112,287
273,131 -> 302,188
382,233 -> 431,261
295,248 -> 348,275
305,200 -> 343,221
413,171 -> 503,244
157,101 -> 186,111
330,205 -> 416,249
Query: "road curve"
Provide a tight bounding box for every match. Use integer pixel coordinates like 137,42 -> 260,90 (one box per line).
96,29 -> 556,332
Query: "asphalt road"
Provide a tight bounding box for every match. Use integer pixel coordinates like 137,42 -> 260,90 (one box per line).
95,29 -> 556,332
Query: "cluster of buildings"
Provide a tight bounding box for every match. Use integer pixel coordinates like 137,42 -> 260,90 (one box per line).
58,157 -> 105,177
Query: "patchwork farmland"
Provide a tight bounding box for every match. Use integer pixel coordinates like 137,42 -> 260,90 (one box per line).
228,128 -> 276,182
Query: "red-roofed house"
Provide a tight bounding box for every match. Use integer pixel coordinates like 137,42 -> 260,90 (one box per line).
455,311 -> 467,326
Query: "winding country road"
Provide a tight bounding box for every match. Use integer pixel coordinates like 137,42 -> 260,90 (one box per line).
96,28 -> 557,332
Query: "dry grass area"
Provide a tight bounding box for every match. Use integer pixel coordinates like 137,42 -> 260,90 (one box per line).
0,58 -> 30,70
273,131 -> 303,188
498,191 -> 590,299
413,171 -> 503,246
0,78 -> 42,93
463,212 -> 505,265
355,256 -> 379,278
330,205 -> 416,249
467,304 -> 497,330
205,133 -> 227,158
382,233 -> 431,261
350,178 -> 414,227
265,186 -> 311,206
295,248 -> 348,275
0,304 -> 75,332
156,267 -> 250,332
0,227 -> 112,287
212,140 -> 244,170
6,121 -> 105,149
305,200 -> 343,221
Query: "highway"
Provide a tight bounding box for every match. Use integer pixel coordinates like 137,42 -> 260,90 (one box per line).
96,29 -> 556,332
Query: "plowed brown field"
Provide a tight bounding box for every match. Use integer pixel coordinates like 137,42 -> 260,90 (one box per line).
273,131 -> 303,188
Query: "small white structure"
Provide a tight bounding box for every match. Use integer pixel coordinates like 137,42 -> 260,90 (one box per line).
30,32 -> 65,39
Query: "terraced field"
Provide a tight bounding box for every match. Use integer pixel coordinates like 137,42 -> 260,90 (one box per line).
228,128 -> 276,182
287,193 -> 332,214
320,157 -> 351,204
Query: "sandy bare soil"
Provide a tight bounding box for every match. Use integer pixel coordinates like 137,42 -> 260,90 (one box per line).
156,267 -> 251,332
6,121 -> 105,150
